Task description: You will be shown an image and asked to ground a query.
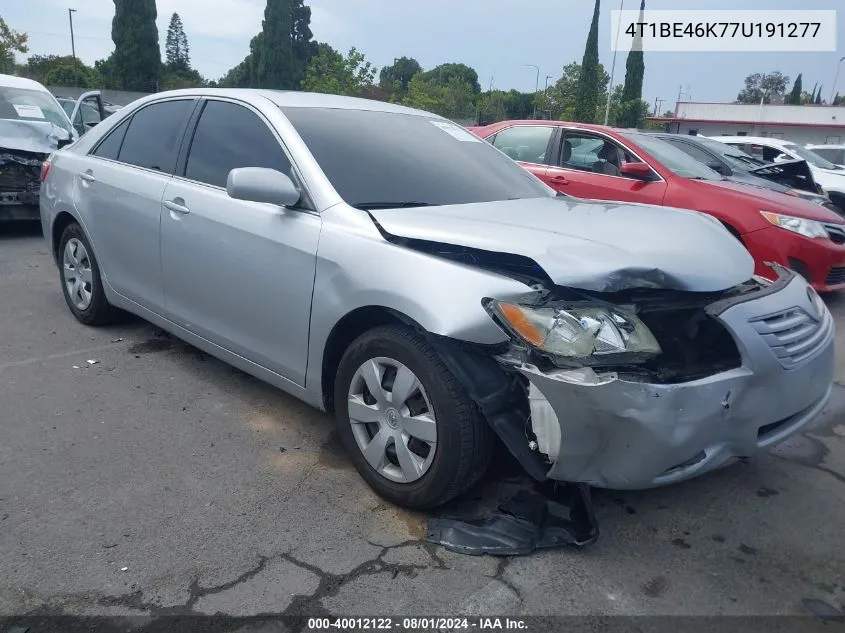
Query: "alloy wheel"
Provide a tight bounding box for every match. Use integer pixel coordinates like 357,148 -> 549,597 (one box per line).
63,238 -> 94,311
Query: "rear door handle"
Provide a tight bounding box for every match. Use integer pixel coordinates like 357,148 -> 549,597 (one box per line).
79,171 -> 96,183
550,175 -> 570,185
164,199 -> 190,215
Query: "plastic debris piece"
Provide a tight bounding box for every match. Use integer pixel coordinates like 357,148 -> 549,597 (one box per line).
87,359 -> 98,365
120,566 -> 128,571
426,483 -> 598,556
112,338 -> 123,343
72,366 -> 81,369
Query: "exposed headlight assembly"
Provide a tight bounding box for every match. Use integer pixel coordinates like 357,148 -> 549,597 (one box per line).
760,211 -> 828,239
486,300 -> 661,364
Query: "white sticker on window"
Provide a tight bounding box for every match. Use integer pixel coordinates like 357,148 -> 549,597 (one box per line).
430,120 -> 481,142
13,104 -> 46,119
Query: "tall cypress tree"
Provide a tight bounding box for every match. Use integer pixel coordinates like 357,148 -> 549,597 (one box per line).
254,0 -> 297,89
617,0 -> 646,127
110,0 -> 160,92
810,83 -> 818,104
815,86 -> 823,104
787,73 -> 802,105
573,0 -> 601,122
165,13 -> 190,71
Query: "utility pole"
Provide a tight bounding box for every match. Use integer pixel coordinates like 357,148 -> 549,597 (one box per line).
604,0 -> 625,125
653,97 -> 664,116
542,75 -> 553,120
831,56 -> 845,104
68,8 -> 77,59
524,64 -> 540,118
676,85 -> 691,114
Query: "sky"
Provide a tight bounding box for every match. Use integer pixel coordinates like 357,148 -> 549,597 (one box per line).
4,0 -> 844,110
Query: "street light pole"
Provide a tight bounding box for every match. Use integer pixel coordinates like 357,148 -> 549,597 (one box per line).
524,64 -> 540,118
604,0 -> 625,126
68,8 -> 77,59
831,56 -> 845,104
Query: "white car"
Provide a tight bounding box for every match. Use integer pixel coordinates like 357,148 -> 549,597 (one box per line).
711,136 -> 845,214
806,144 -> 845,169
0,74 -> 102,221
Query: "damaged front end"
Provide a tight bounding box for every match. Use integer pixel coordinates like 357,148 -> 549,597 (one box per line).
435,266 -> 834,491
0,119 -> 72,221
0,150 -> 45,218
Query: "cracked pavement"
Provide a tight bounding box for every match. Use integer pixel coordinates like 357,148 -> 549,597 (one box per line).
2,223 -> 845,622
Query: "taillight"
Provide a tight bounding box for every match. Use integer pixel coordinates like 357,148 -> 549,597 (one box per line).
40,157 -> 53,183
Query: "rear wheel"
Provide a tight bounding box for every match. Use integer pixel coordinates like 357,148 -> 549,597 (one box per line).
58,223 -> 118,326
334,325 -> 493,509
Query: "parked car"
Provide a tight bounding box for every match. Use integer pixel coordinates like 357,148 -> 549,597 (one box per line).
0,74 -> 94,221
55,92 -> 115,137
806,144 -> 845,168
650,132 -> 834,209
41,89 -> 834,508
713,136 -> 845,214
472,121 -> 845,291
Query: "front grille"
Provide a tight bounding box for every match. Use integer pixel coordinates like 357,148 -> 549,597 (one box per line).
750,307 -> 831,369
826,267 -> 845,286
824,223 -> 845,244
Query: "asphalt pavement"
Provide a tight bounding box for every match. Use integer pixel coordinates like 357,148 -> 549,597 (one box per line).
2,221 -> 844,622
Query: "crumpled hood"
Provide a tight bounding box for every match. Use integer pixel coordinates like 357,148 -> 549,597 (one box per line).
0,119 -> 73,154
369,197 -> 755,293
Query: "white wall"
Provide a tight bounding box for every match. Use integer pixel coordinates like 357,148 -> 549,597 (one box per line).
676,102 -> 845,126
671,122 -> 844,146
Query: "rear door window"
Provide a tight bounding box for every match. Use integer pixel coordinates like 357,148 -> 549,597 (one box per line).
92,118 -> 130,160
490,126 -> 555,164
117,99 -> 195,173
184,100 -> 292,189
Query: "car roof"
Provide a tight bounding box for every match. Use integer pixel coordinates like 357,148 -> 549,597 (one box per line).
711,136 -> 793,147
0,73 -> 51,92
134,88 -> 436,118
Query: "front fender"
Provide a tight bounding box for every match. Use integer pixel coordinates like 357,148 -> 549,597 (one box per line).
305,206 -> 532,396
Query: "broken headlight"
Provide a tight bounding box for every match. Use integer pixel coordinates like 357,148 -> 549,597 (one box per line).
487,300 -> 661,362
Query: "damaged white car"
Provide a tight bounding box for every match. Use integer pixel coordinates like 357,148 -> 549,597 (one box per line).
40,89 -> 835,509
0,74 -> 100,221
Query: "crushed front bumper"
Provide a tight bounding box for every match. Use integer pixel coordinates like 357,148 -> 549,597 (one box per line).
517,273 -> 835,489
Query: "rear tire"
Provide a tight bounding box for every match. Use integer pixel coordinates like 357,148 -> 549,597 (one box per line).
334,325 -> 493,509
58,222 -> 118,326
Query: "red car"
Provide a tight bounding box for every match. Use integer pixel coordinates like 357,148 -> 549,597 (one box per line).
470,121 -> 845,292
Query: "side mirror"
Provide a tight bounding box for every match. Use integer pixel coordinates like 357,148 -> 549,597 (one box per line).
706,161 -> 728,175
226,167 -> 301,207
619,162 -> 652,180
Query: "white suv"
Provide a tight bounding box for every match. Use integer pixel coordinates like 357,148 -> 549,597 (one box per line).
806,144 -> 845,168
712,136 -> 845,214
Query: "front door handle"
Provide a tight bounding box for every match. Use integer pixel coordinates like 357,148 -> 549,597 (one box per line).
550,175 -> 570,185
79,171 -> 96,183
164,199 -> 190,215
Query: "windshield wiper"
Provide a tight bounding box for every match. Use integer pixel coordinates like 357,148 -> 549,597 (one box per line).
351,201 -> 434,210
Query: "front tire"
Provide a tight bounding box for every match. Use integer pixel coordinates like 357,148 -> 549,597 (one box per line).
58,222 -> 117,326
334,325 -> 493,509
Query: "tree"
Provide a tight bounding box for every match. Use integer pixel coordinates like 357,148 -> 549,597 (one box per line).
574,0 -> 601,122
0,17 -> 28,65
402,74 -> 476,121
165,13 -> 190,71
379,56 -> 422,93
834,93 -> 842,106
218,0 -> 314,89
301,44 -> 375,96
419,63 -> 481,94
737,71 -> 789,104
810,83 -> 818,104
786,73 -> 803,105
617,0 -> 645,127
109,0 -> 161,91
547,61 -> 609,121
42,57 -> 101,88
815,86 -> 823,105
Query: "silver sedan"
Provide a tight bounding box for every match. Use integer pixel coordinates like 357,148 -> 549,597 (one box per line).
40,89 -> 835,508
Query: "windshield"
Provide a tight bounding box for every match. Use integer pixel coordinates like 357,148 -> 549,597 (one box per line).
620,131 -> 722,180
0,86 -> 74,136
280,107 -> 552,208
782,143 -> 840,170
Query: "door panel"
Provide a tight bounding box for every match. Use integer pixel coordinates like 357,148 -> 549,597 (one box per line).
548,130 -> 668,205
161,180 -> 320,384
160,98 -> 320,385
74,160 -> 171,312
